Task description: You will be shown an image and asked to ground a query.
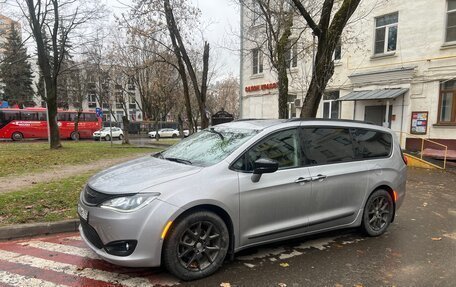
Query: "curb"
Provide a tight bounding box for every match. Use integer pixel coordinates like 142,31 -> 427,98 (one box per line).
0,219 -> 80,241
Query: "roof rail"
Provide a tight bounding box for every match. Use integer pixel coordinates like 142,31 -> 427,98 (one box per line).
234,118 -> 275,122
286,118 -> 375,125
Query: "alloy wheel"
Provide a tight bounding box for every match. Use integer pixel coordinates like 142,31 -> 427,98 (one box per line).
177,221 -> 221,271
367,196 -> 390,231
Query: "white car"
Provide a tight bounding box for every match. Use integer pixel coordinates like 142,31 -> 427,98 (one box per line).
149,128 -> 188,139
93,127 -> 124,141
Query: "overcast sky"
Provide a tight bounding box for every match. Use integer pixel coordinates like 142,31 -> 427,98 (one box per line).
191,0 -> 240,80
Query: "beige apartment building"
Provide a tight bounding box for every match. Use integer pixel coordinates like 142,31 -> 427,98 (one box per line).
240,0 -> 456,151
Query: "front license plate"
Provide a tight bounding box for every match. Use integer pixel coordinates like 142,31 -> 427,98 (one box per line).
78,204 -> 89,221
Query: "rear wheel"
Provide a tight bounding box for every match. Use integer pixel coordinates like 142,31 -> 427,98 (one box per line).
163,211 -> 229,281
105,135 -> 111,141
362,189 -> 394,236
119,134 -> 124,140
70,132 -> 80,141
11,132 -> 23,141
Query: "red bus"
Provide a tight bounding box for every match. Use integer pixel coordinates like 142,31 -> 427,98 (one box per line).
0,108 -> 102,141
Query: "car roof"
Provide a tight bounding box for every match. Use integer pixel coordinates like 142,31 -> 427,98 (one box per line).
216,118 -> 392,133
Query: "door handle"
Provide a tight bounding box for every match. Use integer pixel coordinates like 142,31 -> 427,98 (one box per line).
312,174 -> 327,182
295,177 -> 311,184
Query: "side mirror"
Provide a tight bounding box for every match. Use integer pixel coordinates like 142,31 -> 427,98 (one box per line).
251,158 -> 279,183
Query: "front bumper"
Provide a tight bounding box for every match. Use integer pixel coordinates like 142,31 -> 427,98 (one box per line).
78,196 -> 180,267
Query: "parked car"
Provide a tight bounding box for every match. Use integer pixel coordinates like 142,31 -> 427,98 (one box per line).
148,128 -> 188,139
78,119 -> 407,280
93,127 -> 124,141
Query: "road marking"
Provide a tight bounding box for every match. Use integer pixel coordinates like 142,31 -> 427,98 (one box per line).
0,270 -> 66,287
0,249 -> 174,287
19,240 -> 99,259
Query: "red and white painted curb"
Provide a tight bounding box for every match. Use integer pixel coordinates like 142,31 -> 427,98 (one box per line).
0,232 -> 179,286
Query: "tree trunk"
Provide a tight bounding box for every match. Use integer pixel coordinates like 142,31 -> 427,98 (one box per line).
276,15 -> 293,119
122,116 -> 130,144
46,83 -> 62,148
177,113 -> 185,139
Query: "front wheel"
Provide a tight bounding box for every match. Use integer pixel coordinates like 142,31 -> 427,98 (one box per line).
172,133 -> 177,138
104,135 -> 111,141
119,134 -> 124,140
11,132 -> 23,141
162,211 -> 229,281
362,189 -> 394,237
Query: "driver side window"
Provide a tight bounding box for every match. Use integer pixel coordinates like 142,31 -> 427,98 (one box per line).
233,128 -> 300,172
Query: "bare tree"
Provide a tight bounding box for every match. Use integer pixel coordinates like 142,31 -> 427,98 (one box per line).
242,0 -> 307,119
291,0 -> 361,118
207,76 -> 240,118
21,0 -> 102,148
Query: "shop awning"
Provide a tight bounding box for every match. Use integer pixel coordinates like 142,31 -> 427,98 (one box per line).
338,88 -> 408,101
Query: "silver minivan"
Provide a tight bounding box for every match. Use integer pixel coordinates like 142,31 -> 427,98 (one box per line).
78,119 -> 407,280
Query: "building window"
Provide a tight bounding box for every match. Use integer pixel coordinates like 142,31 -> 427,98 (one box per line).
287,94 -> 297,118
251,0 -> 262,26
374,12 -> 398,54
323,91 -> 340,119
116,111 -> 124,122
88,94 -> 97,108
285,42 -> 298,68
446,0 -> 456,42
252,48 -> 263,75
439,80 -> 456,123
129,110 -> 136,121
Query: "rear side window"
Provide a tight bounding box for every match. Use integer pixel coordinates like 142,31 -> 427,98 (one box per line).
352,128 -> 392,159
233,129 -> 300,172
301,127 -> 354,165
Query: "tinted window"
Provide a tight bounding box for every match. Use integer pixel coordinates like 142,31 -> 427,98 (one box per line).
83,113 -> 97,122
1,111 -> 20,122
352,128 -> 392,159
234,129 -> 300,172
21,111 -> 37,121
37,112 -> 47,121
302,127 -> 354,165
57,113 -> 69,121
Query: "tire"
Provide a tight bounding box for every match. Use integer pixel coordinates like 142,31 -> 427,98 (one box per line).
11,132 -> 23,141
163,211 -> 229,281
119,134 -> 124,140
361,189 -> 394,237
105,135 -> 111,141
172,133 -> 177,138
70,132 -> 80,141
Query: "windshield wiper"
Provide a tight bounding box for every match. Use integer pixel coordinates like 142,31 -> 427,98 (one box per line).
153,152 -> 164,159
208,128 -> 224,141
164,157 -> 192,165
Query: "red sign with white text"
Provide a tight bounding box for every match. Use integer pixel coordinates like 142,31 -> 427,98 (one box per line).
245,82 -> 278,92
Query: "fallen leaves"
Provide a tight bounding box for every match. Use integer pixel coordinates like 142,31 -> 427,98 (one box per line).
431,237 -> 442,241
279,262 -> 289,267
220,283 -> 231,287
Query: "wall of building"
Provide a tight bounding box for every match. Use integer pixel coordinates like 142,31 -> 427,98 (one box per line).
241,0 -> 456,150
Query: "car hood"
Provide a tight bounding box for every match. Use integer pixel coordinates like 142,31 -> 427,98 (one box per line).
88,156 -> 202,194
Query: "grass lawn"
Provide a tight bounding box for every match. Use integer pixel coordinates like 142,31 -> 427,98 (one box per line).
0,173 -> 92,226
0,141 -> 158,178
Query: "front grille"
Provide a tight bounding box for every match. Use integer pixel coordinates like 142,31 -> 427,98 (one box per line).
80,217 -> 104,249
83,185 -> 113,206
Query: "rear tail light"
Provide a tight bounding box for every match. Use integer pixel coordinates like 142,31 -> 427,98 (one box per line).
402,154 -> 408,165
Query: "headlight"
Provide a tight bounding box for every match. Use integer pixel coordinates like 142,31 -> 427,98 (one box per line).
100,193 -> 159,212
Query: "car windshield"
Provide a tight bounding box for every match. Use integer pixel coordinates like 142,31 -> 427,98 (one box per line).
160,127 -> 258,167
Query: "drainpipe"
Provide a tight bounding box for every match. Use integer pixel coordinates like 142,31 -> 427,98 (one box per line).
385,99 -> 390,128
353,100 -> 356,120
239,2 -> 244,119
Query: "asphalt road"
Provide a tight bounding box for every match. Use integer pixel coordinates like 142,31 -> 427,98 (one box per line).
0,168 -> 455,287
